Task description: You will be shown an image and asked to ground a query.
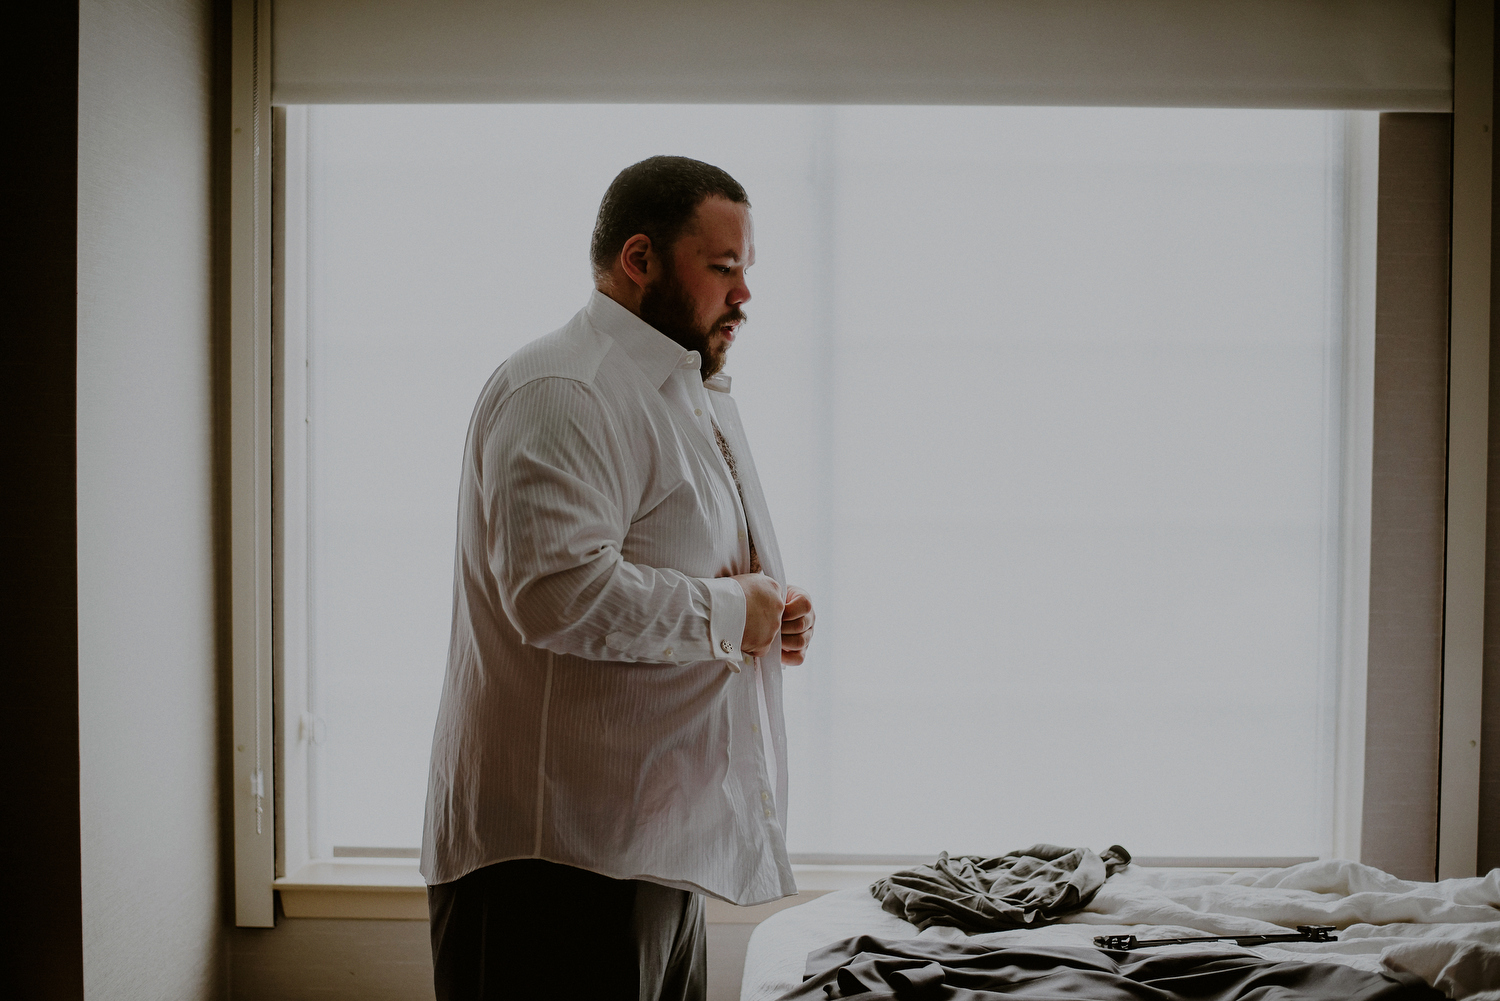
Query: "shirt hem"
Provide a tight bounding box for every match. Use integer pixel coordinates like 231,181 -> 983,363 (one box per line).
424,851 -> 798,906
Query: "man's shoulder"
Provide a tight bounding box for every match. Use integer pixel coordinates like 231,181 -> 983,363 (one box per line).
501,312 -> 613,389
474,311 -> 619,411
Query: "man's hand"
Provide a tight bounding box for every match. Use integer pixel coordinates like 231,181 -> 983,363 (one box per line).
780,586 -> 815,666
733,573 -> 783,658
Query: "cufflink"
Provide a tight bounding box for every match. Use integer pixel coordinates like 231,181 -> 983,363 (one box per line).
720,639 -> 734,654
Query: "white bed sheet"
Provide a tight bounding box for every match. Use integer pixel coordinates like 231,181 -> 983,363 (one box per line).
741,860 -> 1500,1001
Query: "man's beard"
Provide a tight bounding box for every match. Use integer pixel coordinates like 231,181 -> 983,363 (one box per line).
639,266 -> 745,381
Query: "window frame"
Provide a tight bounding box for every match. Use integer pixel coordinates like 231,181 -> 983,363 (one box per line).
227,0 -> 1494,926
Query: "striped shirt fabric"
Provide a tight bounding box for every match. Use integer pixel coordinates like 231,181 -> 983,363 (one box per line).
421,291 -> 797,906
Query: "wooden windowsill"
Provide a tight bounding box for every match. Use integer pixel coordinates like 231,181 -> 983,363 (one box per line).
273,861 -> 896,922
275,859 -> 428,919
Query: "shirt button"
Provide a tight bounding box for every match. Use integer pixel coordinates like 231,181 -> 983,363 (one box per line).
751,723 -> 760,734
663,647 -> 673,658
737,531 -> 745,541
720,639 -> 734,654
695,408 -> 702,416
761,790 -> 770,801
764,808 -> 774,818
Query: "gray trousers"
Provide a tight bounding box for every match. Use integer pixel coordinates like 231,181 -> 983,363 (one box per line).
428,858 -> 706,1001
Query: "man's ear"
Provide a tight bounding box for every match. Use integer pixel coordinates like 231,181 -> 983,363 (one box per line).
620,233 -> 654,290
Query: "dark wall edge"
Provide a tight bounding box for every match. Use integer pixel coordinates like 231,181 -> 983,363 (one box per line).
0,2 -> 84,997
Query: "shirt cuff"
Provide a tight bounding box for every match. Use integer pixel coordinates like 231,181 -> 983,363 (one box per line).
704,576 -> 749,673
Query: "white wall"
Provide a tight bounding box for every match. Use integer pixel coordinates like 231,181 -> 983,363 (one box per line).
77,0 -> 223,997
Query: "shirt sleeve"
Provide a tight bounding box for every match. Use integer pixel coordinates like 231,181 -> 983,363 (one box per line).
479,376 -> 747,666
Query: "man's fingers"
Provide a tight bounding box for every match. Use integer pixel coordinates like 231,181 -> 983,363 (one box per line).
782,590 -> 812,616
780,612 -> 812,633
774,585 -> 815,665
780,605 -> 807,622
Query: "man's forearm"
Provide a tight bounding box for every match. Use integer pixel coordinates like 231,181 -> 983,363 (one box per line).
500,550 -> 749,666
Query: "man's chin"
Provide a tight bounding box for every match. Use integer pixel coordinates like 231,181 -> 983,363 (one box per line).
703,338 -> 731,378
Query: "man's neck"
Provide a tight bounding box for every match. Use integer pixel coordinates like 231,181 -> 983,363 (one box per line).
595,279 -> 644,319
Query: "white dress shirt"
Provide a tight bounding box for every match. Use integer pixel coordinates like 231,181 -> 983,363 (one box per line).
421,291 -> 797,906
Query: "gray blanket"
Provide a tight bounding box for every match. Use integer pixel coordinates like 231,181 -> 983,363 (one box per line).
870,844 -> 1131,932
780,935 -> 1447,1001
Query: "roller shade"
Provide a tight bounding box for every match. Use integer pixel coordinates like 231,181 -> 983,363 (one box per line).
272,0 -> 1452,110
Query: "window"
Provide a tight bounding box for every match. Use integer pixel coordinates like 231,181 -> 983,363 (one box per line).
276,104 -> 1376,867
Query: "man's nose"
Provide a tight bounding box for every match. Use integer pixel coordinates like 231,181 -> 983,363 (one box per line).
730,278 -> 751,306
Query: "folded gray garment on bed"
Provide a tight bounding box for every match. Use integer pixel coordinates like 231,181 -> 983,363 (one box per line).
780,935 -> 1447,1001
870,843 -> 1131,932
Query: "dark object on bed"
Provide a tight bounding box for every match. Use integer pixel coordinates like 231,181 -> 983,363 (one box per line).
1095,925 -> 1339,952
780,934 -> 1445,1000
870,843 -> 1131,932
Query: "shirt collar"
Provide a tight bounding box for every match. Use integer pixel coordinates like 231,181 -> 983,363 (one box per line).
586,289 -> 701,390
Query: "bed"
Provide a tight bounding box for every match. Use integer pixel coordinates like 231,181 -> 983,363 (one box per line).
741,859 -> 1500,1000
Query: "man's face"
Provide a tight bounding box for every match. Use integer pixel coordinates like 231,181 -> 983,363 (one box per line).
639,196 -> 754,379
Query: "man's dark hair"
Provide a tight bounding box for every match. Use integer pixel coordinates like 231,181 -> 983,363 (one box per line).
590,156 -> 749,277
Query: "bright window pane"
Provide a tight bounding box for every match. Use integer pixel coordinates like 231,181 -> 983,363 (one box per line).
297,105 -> 1361,859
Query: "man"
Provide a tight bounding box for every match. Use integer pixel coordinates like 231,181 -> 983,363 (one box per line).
421,156 -> 816,1000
